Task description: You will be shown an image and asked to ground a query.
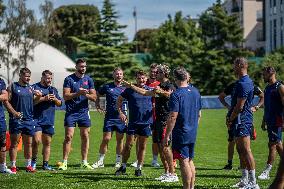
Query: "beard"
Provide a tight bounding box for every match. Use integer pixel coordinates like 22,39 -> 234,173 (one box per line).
78,70 -> 85,74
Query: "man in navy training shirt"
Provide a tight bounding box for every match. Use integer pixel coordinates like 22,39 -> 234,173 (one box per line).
258,66 -> 284,180
163,67 -> 201,189
219,83 -> 264,170
31,70 -> 62,171
4,68 -> 42,173
227,57 -> 259,189
58,58 -> 96,170
115,70 -> 153,177
0,77 -> 13,174
124,64 -> 178,182
92,67 -> 126,169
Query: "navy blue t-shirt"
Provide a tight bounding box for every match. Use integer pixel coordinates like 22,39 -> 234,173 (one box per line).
33,82 -> 61,126
98,82 -> 127,119
228,75 -> 254,125
264,81 -> 283,127
120,85 -> 153,124
9,82 -> 34,121
63,73 -> 95,113
169,85 -> 201,144
0,79 -> 6,121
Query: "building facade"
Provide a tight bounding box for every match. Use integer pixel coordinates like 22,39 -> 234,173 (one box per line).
223,0 -> 265,52
265,0 -> 284,52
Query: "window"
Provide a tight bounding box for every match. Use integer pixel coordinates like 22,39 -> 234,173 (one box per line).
256,30 -> 264,41
273,19 -> 277,50
256,10 -> 263,21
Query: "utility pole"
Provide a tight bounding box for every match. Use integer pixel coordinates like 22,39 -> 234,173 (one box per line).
133,6 -> 138,53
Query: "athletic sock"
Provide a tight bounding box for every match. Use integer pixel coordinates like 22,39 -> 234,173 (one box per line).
248,169 -> 256,184
43,161 -> 48,166
137,164 -> 142,170
99,153 -> 105,162
10,161 -> 16,167
153,155 -> 158,162
241,169 -> 248,181
116,154 -> 121,162
32,157 -> 37,162
25,159 -> 31,167
63,160 -> 67,165
0,163 -> 5,171
122,163 -> 126,169
82,160 -> 88,164
265,164 -> 272,172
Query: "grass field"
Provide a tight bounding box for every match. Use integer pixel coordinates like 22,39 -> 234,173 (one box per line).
1,109 -> 279,188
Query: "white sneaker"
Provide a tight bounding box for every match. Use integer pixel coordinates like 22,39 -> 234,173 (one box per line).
155,173 -> 169,181
131,161 -> 138,168
0,167 -> 15,174
243,182 -> 260,189
161,173 -> 179,183
258,171 -> 270,180
92,161 -> 104,168
114,162 -> 121,168
151,160 -> 160,168
231,179 -> 248,188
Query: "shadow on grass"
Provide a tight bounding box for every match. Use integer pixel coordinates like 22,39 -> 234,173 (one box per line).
196,167 -> 223,171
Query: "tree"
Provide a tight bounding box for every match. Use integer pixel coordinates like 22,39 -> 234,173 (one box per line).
74,0 -> 140,87
0,0 -> 40,83
150,12 -> 204,69
48,4 -> 100,58
132,28 -> 157,53
196,0 -> 252,94
38,0 -> 53,43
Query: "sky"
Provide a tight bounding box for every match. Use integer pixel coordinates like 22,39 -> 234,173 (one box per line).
11,0 -> 217,41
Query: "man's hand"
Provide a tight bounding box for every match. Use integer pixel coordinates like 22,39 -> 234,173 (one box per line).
123,80 -> 132,88
77,88 -> 89,96
251,106 -> 259,112
33,90 -> 42,97
96,106 -> 105,114
13,112 -> 22,119
119,112 -> 127,124
226,117 -> 232,129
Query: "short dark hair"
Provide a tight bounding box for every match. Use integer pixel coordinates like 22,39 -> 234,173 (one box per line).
42,70 -> 53,77
150,63 -> 158,69
263,66 -> 276,74
20,67 -> 31,75
234,57 -> 248,65
135,70 -> 147,77
173,67 -> 188,81
113,67 -> 123,73
76,58 -> 86,65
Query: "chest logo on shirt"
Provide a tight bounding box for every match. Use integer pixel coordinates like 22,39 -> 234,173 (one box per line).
83,81 -> 88,86
188,89 -> 191,92
110,89 -> 114,92
17,90 -> 20,93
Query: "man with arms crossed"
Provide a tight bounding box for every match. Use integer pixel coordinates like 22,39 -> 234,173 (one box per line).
4,68 -> 41,173
163,67 -> 201,189
31,70 -> 62,170
115,70 -> 153,176
0,77 -> 13,174
219,83 -> 264,170
258,66 -> 284,180
58,58 -> 96,170
92,67 -> 126,168
227,57 -> 259,189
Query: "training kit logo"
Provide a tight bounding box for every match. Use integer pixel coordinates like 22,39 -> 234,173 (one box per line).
83,81 -> 88,86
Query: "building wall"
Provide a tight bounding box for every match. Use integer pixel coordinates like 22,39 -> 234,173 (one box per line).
265,0 -> 284,52
223,0 -> 265,51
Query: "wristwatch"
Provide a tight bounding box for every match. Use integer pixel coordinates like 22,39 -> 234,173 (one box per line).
255,105 -> 260,110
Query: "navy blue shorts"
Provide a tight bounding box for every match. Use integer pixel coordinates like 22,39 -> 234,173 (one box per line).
267,126 -> 282,143
64,111 -> 91,127
9,119 -> 35,136
34,124 -> 55,136
233,123 -> 252,138
0,119 -> 6,133
103,119 -> 126,134
127,123 -> 152,137
172,143 -> 195,160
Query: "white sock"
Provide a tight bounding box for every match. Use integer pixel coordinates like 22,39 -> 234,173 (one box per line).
0,163 -> 5,171
99,153 -> 105,162
25,159 -> 31,167
116,154 -> 121,163
63,160 -> 67,164
82,160 -> 87,164
265,164 -> 272,172
122,163 -> 126,169
241,169 -> 248,181
153,155 -> 158,162
10,161 -> 16,167
137,164 -> 142,170
248,169 -> 256,184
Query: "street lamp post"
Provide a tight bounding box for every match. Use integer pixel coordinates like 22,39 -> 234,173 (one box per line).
133,6 -> 138,53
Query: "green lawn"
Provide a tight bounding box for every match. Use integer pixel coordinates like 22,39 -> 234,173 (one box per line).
1,109 -> 278,188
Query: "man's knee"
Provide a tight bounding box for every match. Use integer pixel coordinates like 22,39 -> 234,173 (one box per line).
64,135 -> 73,144
0,134 -> 6,152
